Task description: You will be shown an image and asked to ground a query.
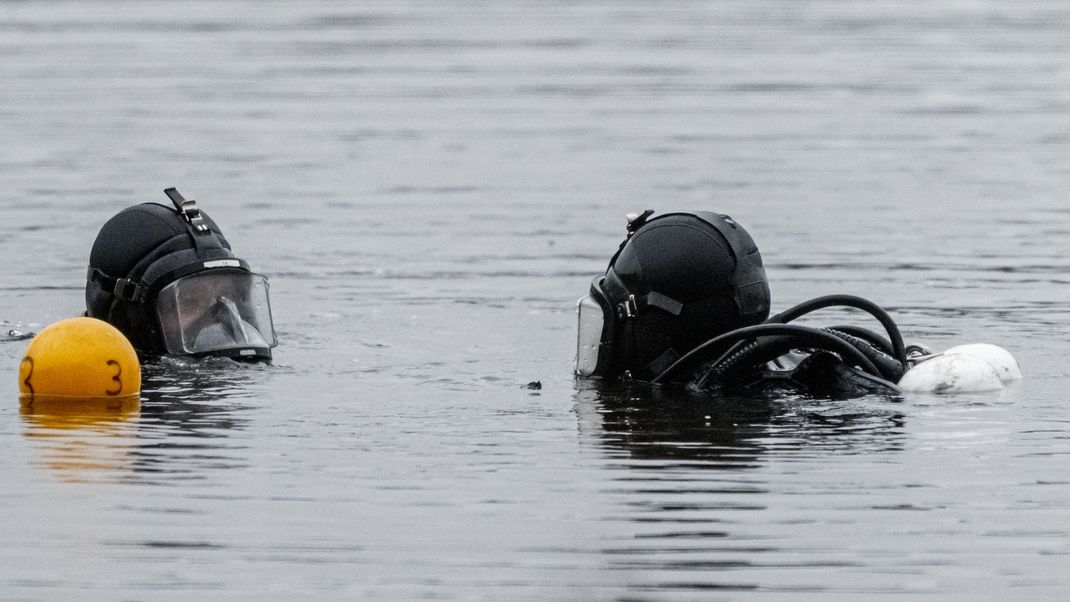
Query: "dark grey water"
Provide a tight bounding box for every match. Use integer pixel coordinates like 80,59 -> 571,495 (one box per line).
3,1 -> 1070,598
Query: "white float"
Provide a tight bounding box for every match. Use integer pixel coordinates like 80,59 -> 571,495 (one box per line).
897,343 -> 1021,394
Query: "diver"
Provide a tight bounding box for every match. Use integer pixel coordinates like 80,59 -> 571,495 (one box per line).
84,188 -> 277,362
574,210 -> 1020,396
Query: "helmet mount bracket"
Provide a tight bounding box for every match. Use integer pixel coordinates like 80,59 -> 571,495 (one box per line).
625,210 -> 655,237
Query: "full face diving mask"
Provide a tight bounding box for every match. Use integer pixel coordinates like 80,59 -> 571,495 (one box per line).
574,275 -> 620,377
154,267 -> 276,359
86,189 -> 278,361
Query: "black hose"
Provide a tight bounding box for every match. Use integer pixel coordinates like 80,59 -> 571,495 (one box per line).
827,324 -> 894,356
652,323 -> 882,384
695,328 -> 905,388
694,335 -> 798,389
766,294 -> 908,366
824,328 -> 905,382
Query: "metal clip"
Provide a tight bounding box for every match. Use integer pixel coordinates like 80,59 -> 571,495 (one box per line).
906,342 -> 935,357
617,294 -> 638,319
113,277 -> 147,303
164,187 -> 210,233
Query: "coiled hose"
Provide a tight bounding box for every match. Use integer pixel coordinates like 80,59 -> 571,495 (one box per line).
651,294 -> 907,387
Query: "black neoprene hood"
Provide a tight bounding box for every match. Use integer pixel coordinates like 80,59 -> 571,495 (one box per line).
88,203 -> 232,284
84,200 -> 244,356
596,211 -> 771,379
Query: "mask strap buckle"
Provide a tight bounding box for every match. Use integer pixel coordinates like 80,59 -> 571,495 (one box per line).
164,187 -> 210,234
114,277 -> 148,303
87,267 -> 148,303
616,294 -> 638,320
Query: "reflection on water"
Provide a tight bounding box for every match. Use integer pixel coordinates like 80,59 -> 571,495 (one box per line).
20,403 -> 140,484
131,357 -> 258,481
21,357 -> 258,484
576,380 -> 773,469
576,379 -> 908,593
138,356 -> 256,432
577,378 -> 906,465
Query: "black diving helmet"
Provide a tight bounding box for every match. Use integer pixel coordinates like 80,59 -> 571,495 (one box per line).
575,210 -> 770,381
85,188 -> 277,361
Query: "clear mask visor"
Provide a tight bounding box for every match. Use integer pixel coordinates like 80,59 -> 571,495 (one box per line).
156,269 -> 278,356
575,295 -> 607,376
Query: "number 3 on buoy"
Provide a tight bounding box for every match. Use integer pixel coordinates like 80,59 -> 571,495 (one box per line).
16,317 -> 140,404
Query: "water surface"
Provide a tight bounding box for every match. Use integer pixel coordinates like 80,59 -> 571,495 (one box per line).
2,1 -> 1070,598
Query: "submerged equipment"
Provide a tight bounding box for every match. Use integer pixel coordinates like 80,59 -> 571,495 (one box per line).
575,210 -> 771,381
85,189 -> 277,361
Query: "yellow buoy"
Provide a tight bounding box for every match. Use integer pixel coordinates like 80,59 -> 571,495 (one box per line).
18,317 -> 141,410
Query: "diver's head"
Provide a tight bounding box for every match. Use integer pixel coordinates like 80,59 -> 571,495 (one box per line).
85,188 -> 277,362
576,210 -> 770,381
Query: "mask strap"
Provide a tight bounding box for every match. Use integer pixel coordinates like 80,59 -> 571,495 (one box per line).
613,291 -> 684,379
87,266 -> 148,303
644,348 -> 680,379
163,188 -> 225,255
615,294 -> 638,378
